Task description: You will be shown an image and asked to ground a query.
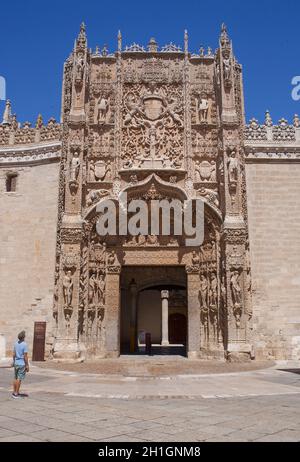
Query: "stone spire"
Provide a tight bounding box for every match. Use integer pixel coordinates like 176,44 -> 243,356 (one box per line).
76,22 -> 87,49
118,30 -> 122,52
2,99 -> 11,125
184,29 -> 188,53
220,23 -> 230,48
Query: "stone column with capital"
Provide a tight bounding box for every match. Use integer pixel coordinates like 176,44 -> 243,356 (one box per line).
161,290 -> 169,346
129,279 -> 138,353
186,271 -> 201,358
104,266 -> 121,357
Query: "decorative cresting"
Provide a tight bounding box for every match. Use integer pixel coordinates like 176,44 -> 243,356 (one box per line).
0,101 -> 62,165
244,111 -> 300,161
0,102 -> 61,146
52,24 -> 253,360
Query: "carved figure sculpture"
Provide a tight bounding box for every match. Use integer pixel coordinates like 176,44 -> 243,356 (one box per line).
223,56 -> 231,81
227,150 -> 239,184
63,270 -> 73,307
199,96 -> 209,122
97,97 -> 109,123
97,274 -> 106,305
70,151 -> 80,181
199,274 -> 208,308
231,271 -> 242,306
210,272 -> 218,306
75,54 -> 84,82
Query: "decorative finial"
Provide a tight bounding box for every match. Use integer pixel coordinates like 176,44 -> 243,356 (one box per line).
184,29 -> 188,53
76,22 -> 87,48
293,114 -> 300,128
35,114 -> 43,129
101,45 -> 108,56
265,110 -> 273,127
2,99 -> 11,125
199,46 -> 204,57
118,30 -> 122,52
220,23 -> 230,47
148,37 -> 158,52
95,45 -> 100,55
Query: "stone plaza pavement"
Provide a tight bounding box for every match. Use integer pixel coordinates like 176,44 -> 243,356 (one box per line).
0,359 -> 299,442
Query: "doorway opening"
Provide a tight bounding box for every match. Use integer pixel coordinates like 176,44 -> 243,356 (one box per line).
120,266 -> 187,356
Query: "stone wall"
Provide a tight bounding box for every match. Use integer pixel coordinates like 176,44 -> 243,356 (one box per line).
246,161 -> 300,360
0,160 -> 60,357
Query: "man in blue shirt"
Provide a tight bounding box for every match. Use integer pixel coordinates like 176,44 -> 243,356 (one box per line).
12,330 -> 29,398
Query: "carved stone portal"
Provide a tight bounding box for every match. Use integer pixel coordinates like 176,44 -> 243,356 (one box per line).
52,25 -> 252,361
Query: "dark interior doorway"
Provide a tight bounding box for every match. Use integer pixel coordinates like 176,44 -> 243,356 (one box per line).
169,313 -> 187,345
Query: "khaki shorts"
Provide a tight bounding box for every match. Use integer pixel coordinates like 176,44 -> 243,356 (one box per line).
14,365 -> 26,381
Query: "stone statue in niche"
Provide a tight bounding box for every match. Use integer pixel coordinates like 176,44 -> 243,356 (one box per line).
70,151 -> 80,182
230,270 -> 242,306
199,274 -> 208,308
96,273 -> 106,305
63,270 -> 73,307
210,272 -> 218,306
198,95 -> 209,123
223,53 -> 231,81
88,272 -> 97,306
96,96 -> 109,124
75,53 -> 85,83
227,150 -> 239,184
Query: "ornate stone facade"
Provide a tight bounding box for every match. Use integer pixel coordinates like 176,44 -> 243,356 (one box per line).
50,24 -> 252,360
1,24 -> 299,361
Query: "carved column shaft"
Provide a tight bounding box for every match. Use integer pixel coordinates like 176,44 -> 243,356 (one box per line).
161,290 -> 169,346
53,238 -> 82,359
105,270 -> 121,357
129,281 -> 138,352
186,271 -> 201,358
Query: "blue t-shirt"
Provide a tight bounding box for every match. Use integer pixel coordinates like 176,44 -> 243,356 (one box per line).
14,341 -> 28,366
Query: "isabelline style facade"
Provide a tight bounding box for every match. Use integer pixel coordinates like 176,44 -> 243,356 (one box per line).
1,25 -> 300,361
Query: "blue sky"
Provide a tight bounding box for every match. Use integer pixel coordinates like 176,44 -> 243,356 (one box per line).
0,0 -> 299,125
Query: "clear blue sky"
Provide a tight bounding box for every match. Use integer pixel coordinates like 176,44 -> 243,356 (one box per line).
0,0 -> 299,125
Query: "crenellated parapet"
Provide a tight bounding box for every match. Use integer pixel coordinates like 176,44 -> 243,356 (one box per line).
244,111 -> 300,161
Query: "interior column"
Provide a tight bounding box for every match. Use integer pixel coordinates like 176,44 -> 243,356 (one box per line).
161,289 -> 169,346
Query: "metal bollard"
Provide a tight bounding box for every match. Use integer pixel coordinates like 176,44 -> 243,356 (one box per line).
145,333 -> 152,356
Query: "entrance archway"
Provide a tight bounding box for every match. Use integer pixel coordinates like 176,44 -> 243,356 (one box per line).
120,266 -> 187,356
